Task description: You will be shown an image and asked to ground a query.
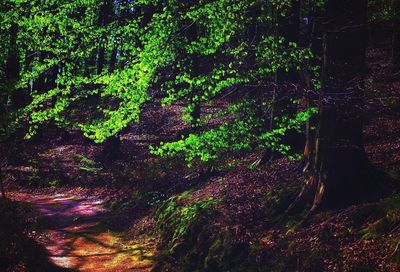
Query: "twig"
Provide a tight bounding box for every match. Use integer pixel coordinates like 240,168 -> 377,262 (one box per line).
391,239 -> 400,257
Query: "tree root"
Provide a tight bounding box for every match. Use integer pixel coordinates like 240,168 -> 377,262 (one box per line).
286,175 -> 318,214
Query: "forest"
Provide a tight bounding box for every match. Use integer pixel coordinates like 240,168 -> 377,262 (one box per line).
0,0 -> 399,271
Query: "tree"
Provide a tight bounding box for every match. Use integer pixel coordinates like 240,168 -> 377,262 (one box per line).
289,0 -> 384,212
0,11 -> 21,198
5,0 -> 312,162
5,0 -> 387,211
1,1 -> 318,194
393,0 -> 400,68
150,0 -> 315,167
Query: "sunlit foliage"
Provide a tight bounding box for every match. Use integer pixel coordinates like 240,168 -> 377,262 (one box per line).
1,0 -> 318,164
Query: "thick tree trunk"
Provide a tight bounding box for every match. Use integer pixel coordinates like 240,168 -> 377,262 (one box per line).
289,0 -> 382,212
392,2 -> 400,69
393,25 -> 400,69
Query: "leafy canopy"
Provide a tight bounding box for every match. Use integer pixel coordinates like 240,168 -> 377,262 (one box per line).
1,0 -> 318,165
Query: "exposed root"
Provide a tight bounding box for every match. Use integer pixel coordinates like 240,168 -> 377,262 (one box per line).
310,176 -> 326,212
391,239 -> 400,257
286,175 -> 318,214
252,150 -> 274,168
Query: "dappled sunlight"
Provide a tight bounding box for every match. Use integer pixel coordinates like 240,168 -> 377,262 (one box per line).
12,193 -> 155,272
48,230 -> 155,271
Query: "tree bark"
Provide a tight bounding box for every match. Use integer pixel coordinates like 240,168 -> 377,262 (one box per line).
97,0 -> 114,74
102,135 -> 121,163
5,24 -> 19,80
300,5 -> 324,172
0,167 -> 5,198
109,47 -> 118,72
6,24 -> 28,111
0,23 -> 20,199
289,0 -> 382,212
255,0 -> 301,166
393,25 -> 400,68
185,20 -> 202,132
392,1 -> 400,69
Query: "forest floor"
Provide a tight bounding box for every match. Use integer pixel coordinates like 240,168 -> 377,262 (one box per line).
8,191 -> 155,272
1,47 -> 400,272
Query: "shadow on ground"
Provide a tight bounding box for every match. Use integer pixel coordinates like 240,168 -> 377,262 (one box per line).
10,193 -> 156,272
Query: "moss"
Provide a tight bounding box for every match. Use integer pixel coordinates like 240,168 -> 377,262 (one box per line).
262,184 -> 300,219
154,193 -> 217,260
47,179 -> 60,188
75,154 -> 102,174
351,204 -> 384,227
360,193 -> 400,240
153,193 -> 254,271
383,193 -> 400,211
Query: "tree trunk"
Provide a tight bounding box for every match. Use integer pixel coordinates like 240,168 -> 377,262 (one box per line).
255,0 -> 301,166
109,47 -> 118,72
300,5 -> 324,172
102,135 -> 121,163
186,20 -> 202,132
0,23 -> 19,199
393,25 -> 400,69
190,101 -> 201,131
97,0 -> 114,74
289,0 -> 382,212
6,24 -> 27,111
392,2 -> 400,69
5,24 -> 19,83
0,167 -> 5,198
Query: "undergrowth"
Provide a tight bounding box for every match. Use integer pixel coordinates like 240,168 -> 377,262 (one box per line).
153,192 -> 254,271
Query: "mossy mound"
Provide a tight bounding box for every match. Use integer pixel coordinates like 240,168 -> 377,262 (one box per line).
153,193 -> 255,272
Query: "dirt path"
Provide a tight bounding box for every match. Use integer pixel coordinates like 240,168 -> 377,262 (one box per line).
10,192 -> 155,272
